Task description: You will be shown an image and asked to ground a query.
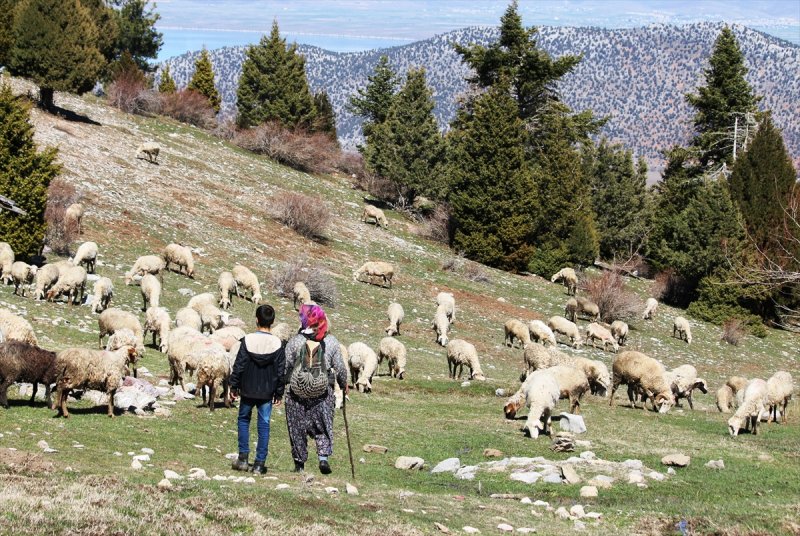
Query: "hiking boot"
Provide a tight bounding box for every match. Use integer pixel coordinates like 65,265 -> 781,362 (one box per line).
319,459 -> 332,475
231,453 -> 249,472
251,460 -> 267,475
293,461 -> 305,473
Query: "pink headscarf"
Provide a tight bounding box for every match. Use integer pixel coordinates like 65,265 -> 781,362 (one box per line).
299,304 -> 328,342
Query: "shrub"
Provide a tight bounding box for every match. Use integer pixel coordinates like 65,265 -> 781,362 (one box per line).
335,151 -> 369,180
527,246 -> 568,279
270,257 -> 338,307
721,318 -> 745,346
270,191 -> 331,240
423,203 -> 451,243
160,89 -> 216,129
233,122 -> 340,174
106,68 -> 159,115
212,119 -> 238,141
440,254 -> 491,284
582,271 -> 642,322
652,268 -> 694,307
44,179 -> 79,255
687,274 -> 768,337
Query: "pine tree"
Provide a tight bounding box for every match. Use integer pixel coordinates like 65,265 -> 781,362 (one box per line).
567,213 -> 600,266
111,0 -> 162,72
347,55 -> 397,142
363,68 -> 445,203
188,49 -> 220,113
157,64 -> 176,94
236,20 -> 316,129
83,0 -> 119,73
9,0 -> 105,110
447,82 -> 537,272
0,81 -> 60,257
312,91 -> 337,141
0,0 -> 18,67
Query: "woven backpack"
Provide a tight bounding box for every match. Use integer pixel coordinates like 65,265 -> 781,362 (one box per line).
290,340 -> 329,398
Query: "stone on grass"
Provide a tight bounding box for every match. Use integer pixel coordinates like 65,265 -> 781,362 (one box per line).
559,413 -> 587,434
495,388 -> 506,397
163,470 -> 183,480
497,523 -> 514,532
580,486 -> 598,498
627,471 -> 645,484
224,452 -> 238,460
661,454 -> 690,467
243,477 -> 255,484
188,468 -> 207,480
667,467 -> 676,475
212,475 -> 227,481
575,440 -> 592,448
141,448 -> 155,455
543,473 -> 563,484
517,529 -> 536,534
622,459 -> 643,470
579,451 -> 595,461
584,512 -> 602,520
113,388 -> 157,413
325,487 -> 339,494
574,520 -> 586,531
433,522 -> 450,533
533,500 -> 549,508
570,505 -> 586,518
705,459 -> 725,470
431,458 -> 460,474
555,506 -> 571,519
276,483 -> 290,490
346,483 -> 359,495
157,478 -> 173,490
648,471 -> 666,481
395,456 -> 425,470
520,497 -> 532,504
131,459 -> 143,470
363,444 -> 388,454
133,454 -> 150,462
462,527 -> 480,534
483,448 -> 503,458
37,440 -> 49,450
561,464 -> 581,484
510,471 -> 541,484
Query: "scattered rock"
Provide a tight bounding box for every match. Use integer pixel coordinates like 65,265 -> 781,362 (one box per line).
325,487 -> 339,494
495,388 -> 506,397
561,464 -> 581,484
483,448 -> 503,458
520,497 -> 532,504
533,500 -> 549,507
133,454 -> 150,462
555,506 -> 571,519
622,459 -> 643,470
584,512 -> 602,520
243,477 -> 255,484
363,444 -> 389,454
188,468 -> 207,480
517,529 -> 536,534
580,486 -> 598,498
575,440 -> 592,448
433,521 -> 450,533
82,390 -> 109,406
497,523 -> 514,532
212,475 -> 227,481
627,471 -> 645,484
163,470 -> 183,480
667,468 -> 676,475
346,483 -> 359,495
395,456 -> 425,470
154,407 -> 172,418
552,432 -> 575,452
431,458 -> 461,474
705,459 -> 725,470
224,452 -> 238,460
460,381 -> 471,387
462,527 -> 480,534
570,505 -> 586,518
574,520 -> 586,531
276,483 -> 291,490
510,471 -> 542,484
43,448 -> 58,453
141,448 -> 155,455
131,459 -> 143,470
36,440 -> 49,450
542,473 -> 563,484
559,413 -> 587,434
113,387 -> 157,413
157,478 -> 173,490
661,454 -> 690,467
177,288 -> 195,297
579,451 -> 595,461
648,471 -> 666,481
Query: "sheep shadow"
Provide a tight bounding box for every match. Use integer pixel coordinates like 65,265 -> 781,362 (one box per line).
194,400 -> 232,411
3,398 -> 52,409
135,155 -> 160,165
50,405 -> 121,417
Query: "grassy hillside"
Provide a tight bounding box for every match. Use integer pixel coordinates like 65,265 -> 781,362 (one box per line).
1,79 -> 799,536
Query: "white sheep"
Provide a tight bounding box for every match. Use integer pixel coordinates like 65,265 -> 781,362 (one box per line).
64,203 -> 84,234
664,364 -> 708,410
503,369 -> 560,439
209,326 -> 246,352
166,325 -> 209,389
162,243 -> 194,278
46,265 -> 87,305
97,308 -> 145,353
125,255 -> 165,285
143,307 -> 171,353
218,271 -> 237,310
504,319 -> 530,348
362,205 -> 389,228
547,316 -> 583,348
610,320 -> 629,346
446,339 -> 485,381
0,308 -> 38,346
435,292 -> 456,323
53,345 -> 138,418
385,302 -> 405,336
71,241 -> 98,274
551,267 -> 578,296
195,342 -> 233,412
33,263 -> 61,300
188,292 -> 217,312
139,273 -> 161,311
136,141 -> 160,163
673,316 -> 692,344
716,385 -> 736,413
348,342 -> 378,393
0,242 -> 13,284
105,328 -> 144,365
728,379 -> 768,436
642,297 -> 658,320
610,350 -> 675,413
528,319 -> 556,346
378,336 -> 407,379
544,364 -> 591,414
584,322 -> 619,353
293,281 -> 312,310
353,261 -> 394,289
232,264 -> 262,303
175,307 -> 203,331
576,296 -> 601,321
10,261 -> 37,297
432,308 -> 450,347
91,277 -> 113,313
564,297 -> 578,322
765,371 -> 794,424
521,344 -> 610,396
272,322 -> 293,344
198,303 -> 229,334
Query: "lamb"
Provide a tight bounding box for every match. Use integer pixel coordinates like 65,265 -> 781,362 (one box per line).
522,345 -> 610,396
547,316 -> 583,348
162,243 -> 194,278
504,319 -> 531,348
139,273 -> 161,311
46,265 -> 87,305
124,255 -> 165,285
564,298 -> 578,322
765,371 -> 794,424
528,319 -> 556,346
52,345 -> 138,418
503,369 -> 560,439
432,308 -> 450,346
664,364 -> 708,410
642,297 -> 658,320
71,241 -> 97,273
673,316 -> 692,344
353,261 -> 394,289
97,308 -> 144,352
550,267 -> 578,296
217,271 -> 237,310
175,307 -> 203,331
584,322 -> 619,353
209,326 -> 246,351
293,281 -> 312,310
348,342 -> 379,393
272,322 -> 293,344
33,263 -> 61,300
610,320 -> 629,346
446,339 -> 486,381
195,342 -> 232,412
728,379 -> 768,436
64,203 -> 84,234
166,326 -> 210,390
198,303 -> 229,333
232,264 -> 262,302
610,351 -> 675,413
143,307 -> 171,353
10,261 -> 37,296
436,292 -> 456,323
385,302 -> 405,336
378,337 -> 406,379
0,242 -> 13,284
362,205 -> 389,228
188,292 -> 217,312
136,141 -> 160,163
91,277 -> 113,313
576,297 -> 601,321
0,308 -> 38,346
0,340 -> 58,408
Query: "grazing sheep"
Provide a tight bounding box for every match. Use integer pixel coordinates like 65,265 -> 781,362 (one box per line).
272,322 -> 293,344
544,364 -> 591,414
673,316 -> 692,344
528,320 -> 556,346
0,242 -> 13,284
362,205 -> 389,228
503,369 -> 560,439
195,342 -> 232,412
166,326 -> 210,390
353,261 -> 394,289
198,303 -> 229,334
766,371 -> 794,424
124,255 -> 165,285
504,319 -> 531,348
71,241 -> 98,273
585,322 -> 619,353
385,302 -> 405,336
33,263 -> 61,300
175,307 -> 202,331
610,350 -> 675,413
728,379 -> 768,436
139,273 -> 161,311
91,277 -> 113,313
188,292 -> 217,312
436,292 -> 456,323
209,326 -> 246,352
664,364 -> 708,410
348,342 -> 378,393
143,307 -> 171,353
64,203 -> 84,234
610,320 -> 629,346
432,308 -> 450,347
53,345 -> 138,418
136,141 -> 160,163
551,267 -> 578,296
716,385 -> 736,413
564,298 -> 578,322
0,308 -> 38,346
378,337 -> 406,379
0,340 -> 58,408
232,264 -> 262,303
46,266 -> 87,305
293,281 -> 312,310
97,308 -> 144,353
446,339 -> 485,381
576,297 -> 601,321
547,316 -> 583,348
522,345 -> 610,396
217,271 -> 237,310
642,297 -> 658,320
162,243 -> 194,278
10,261 -> 37,297
105,328 -> 144,368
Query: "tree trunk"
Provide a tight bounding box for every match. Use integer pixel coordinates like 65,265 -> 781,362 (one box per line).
39,87 -> 54,111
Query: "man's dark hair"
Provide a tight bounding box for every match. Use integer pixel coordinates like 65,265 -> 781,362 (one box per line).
255,304 -> 275,328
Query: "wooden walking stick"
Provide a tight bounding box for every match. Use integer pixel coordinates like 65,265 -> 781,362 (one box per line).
341,393 -> 356,480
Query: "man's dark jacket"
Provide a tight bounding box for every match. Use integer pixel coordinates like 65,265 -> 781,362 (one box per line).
229,335 -> 286,400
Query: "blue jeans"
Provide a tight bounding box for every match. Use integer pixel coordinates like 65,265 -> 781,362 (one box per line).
237,397 -> 273,462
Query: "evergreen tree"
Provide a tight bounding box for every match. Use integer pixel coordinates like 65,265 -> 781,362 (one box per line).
567,212 -> 600,266
83,0 -> 119,70
0,81 -> 60,257
363,68 -> 445,202
448,82 -> 537,272
0,0 -> 18,67
9,0 -> 105,110
236,21 -> 316,129
347,55 -> 397,142
311,90 -> 337,141
157,64 -> 176,94
188,49 -> 220,113
110,0 -> 162,72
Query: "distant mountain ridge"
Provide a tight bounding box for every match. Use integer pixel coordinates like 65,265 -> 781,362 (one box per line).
163,22 -> 800,171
